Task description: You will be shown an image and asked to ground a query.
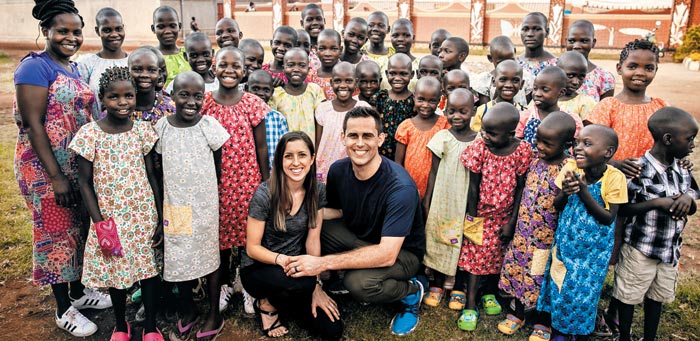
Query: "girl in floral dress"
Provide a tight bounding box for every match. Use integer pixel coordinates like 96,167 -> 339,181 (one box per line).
201,47 -> 270,312
497,112 -> 576,340
70,67 -> 164,340
14,1 -> 110,337
517,12 -> 558,77
458,102 -> 532,331
128,47 -> 175,124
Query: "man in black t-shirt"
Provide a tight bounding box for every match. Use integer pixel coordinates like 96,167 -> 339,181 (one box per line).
285,107 -> 426,336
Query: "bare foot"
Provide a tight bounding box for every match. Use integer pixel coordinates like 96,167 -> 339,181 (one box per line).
258,299 -> 288,338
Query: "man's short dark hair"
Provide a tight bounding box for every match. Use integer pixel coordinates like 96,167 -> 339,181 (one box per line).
343,106 -> 383,133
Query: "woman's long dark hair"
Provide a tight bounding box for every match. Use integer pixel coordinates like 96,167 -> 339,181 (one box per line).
268,131 -> 318,232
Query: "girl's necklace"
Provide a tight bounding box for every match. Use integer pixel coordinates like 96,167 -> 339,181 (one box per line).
138,96 -> 160,122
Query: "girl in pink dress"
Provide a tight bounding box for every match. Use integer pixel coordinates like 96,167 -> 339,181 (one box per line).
201,47 -> 270,311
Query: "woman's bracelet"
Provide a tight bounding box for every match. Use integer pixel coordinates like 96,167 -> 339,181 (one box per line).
274,253 -> 281,265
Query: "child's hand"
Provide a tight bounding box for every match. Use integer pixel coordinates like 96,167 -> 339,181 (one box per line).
654,196 -> 676,212
561,171 -> 581,195
670,193 -> 694,220
619,158 -> 642,178
272,77 -> 285,87
498,220 -> 515,243
151,222 -> 164,248
680,158 -> 694,171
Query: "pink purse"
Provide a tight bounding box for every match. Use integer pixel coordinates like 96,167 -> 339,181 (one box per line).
94,218 -> 123,257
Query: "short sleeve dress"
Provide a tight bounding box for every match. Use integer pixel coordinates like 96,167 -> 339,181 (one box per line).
578,66 -> 615,102
517,57 -> 558,77
423,130 -> 473,276
395,115 -> 451,199
537,159 -> 628,335
202,92 -> 269,248
269,83 -> 325,140
69,121 -> 160,289
370,90 -> 415,160
499,157 -> 568,312
155,116 -> 231,282
130,93 -> 176,123
586,97 -> 668,160
315,100 -> 371,183
558,93 -> 597,121
458,138 -> 532,275
516,106 -> 584,149
14,52 -> 95,286
75,53 -> 128,103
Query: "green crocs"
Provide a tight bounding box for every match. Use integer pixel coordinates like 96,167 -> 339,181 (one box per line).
457,309 -> 479,331
481,294 -> 502,315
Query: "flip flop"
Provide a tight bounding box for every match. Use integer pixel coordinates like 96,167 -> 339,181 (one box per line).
196,320 -> 225,340
177,317 -> 199,339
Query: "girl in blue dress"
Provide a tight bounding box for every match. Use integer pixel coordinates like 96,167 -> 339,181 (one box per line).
537,124 -> 628,339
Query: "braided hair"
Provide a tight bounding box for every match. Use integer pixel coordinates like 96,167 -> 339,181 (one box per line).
98,66 -> 134,98
32,0 -> 84,28
619,39 -> 659,64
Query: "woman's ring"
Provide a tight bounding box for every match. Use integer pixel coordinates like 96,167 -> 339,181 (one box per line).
295,266 -> 299,273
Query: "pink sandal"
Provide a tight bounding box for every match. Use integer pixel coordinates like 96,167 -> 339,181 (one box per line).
109,322 -> 131,341
142,328 -> 165,341
196,320 -> 225,340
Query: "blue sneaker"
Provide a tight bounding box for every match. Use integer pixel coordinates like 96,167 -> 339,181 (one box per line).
390,277 -> 425,336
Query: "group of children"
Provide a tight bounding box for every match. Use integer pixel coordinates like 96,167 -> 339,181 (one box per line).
52,3 -> 698,341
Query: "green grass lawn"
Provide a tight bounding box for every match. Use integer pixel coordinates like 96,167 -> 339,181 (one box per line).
0,126 -> 698,340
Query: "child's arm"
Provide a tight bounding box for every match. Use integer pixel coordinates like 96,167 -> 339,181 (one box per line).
499,173 -> 526,242
253,122 -> 270,181
394,142 -> 407,166
554,170 -> 577,211
466,171 -> 481,217
76,155 -> 103,224
214,148 -> 223,183
422,153 -> 440,218
574,174 -> 619,225
315,121 -> 323,150
609,158 -> 642,179
144,149 -> 163,247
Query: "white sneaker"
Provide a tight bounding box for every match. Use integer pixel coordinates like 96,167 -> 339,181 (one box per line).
242,288 -> 255,315
55,306 -> 98,337
219,284 -> 234,312
71,288 -> 113,310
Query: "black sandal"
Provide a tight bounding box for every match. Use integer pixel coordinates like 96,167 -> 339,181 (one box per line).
254,299 -> 287,338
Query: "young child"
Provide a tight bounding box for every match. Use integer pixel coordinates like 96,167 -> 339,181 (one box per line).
371,53 -> 415,160
497,112 -> 577,339
381,19 -> 419,91
151,6 -> 191,88
422,88 -> 477,308
239,38 -> 265,86
155,72 -> 230,339
128,47 -> 176,123
70,66 -> 163,340
76,8 -> 128,103
143,46 -> 170,98
439,69 -> 471,111
430,29 -> 451,57
263,26 -> 299,86
247,70 -> 290,170
516,66 -> 583,149
586,40 -> 668,173
472,36 -> 534,108
566,20 -> 615,102
202,47 -> 270,313
471,60 -> 525,132
296,29 -> 312,56
517,12 -> 557,77
165,32 -> 218,94
341,17 -> 370,65
309,29 -> 343,100
538,124 -> 628,339
438,36 -> 469,72
355,60 -> 382,104
417,55 -> 444,81
315,62 -> 371,183
395,77 -> 450,199
215,17 -> 242,48
300,3 -> 326,50
458,103 -> 532,331
363,11 -> 394,65
270,48 -> 325,141
557,51 -> 597,120
614,107 -> 699,341
586,40 -> 668,335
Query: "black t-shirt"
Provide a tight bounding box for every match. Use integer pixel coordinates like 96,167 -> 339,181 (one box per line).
326,156 -> 425,260
241,181 -> 327,268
